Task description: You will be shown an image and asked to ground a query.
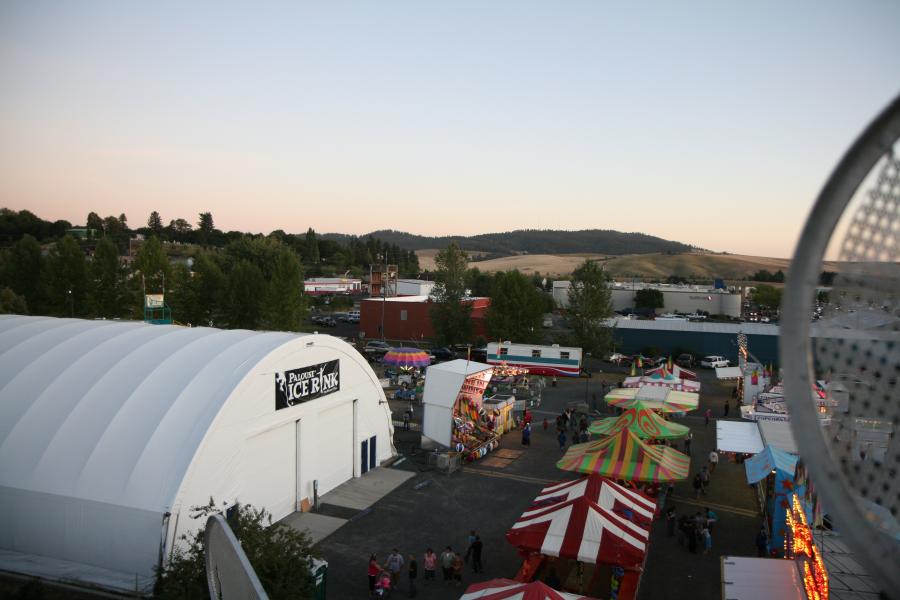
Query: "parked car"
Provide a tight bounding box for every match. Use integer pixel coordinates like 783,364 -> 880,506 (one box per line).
319,317 -> 337,327
643,356 -> 666,367
607,352 -> 629,365
700,355 -> 730,368
429,347 -> 456,362
676,353 -> 695,368
364,340 -> 391,357
542,317 -> 554,328
347,310 -> 360,323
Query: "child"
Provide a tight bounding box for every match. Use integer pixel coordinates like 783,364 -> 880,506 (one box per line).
375,571 -> 392,597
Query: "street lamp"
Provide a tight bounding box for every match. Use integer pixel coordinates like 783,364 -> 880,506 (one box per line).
67,289 -> 73,318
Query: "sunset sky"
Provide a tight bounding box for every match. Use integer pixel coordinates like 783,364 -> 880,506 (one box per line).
1,2 -> 899,257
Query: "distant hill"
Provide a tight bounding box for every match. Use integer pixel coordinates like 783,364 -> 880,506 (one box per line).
321,229 -> 693,256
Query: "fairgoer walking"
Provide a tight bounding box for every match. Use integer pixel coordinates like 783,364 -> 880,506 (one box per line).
521,422 -> 531,447
708,450 -> 719,473
407,555 -> 418,598
684,432 -> 692,455
423,548 -> 437,584
385,549 -> 404,587
557,429 -> 567,452
693,473 -> 703,499
724,400 -> 730,417
666,507 -> 676,536
755,527 -> 769,557
704,408 -> 712,427
700,466 -> 710,492
471,536 -> 483,573
440,547 -> 455,585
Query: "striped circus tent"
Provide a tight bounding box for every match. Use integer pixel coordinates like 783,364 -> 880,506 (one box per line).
460,579 -> 599,600
527,474 -> 656,526
587,401 -> 690,440
644,363 -> 697,381
622,365 -> 701,392
505,495 -> 650,569
604,386 -> 699,413
556,428 -> 690,482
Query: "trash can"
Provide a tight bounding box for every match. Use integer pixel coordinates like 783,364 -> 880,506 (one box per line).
309,557 -> 328,600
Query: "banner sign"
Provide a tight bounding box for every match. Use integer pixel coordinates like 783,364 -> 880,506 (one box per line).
275,360 -> 340,410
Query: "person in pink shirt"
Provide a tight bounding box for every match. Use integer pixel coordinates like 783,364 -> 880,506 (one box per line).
422,548 -> 437,584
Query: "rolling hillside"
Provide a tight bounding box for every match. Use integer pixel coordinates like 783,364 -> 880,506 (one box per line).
322,228 -> 693,255
417,250 -> 839,280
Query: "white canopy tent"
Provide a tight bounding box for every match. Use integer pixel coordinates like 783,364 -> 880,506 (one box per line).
757,420 -> 799,454
422,359 -> 493,447
720,556 -> 806,600
716,420 -> 765,454
0,315 -> 394,592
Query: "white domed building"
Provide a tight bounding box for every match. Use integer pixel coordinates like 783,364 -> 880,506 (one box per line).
0,315 -> 394,591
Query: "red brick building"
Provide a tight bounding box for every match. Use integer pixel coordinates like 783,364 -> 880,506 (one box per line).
360,295 -> 490,341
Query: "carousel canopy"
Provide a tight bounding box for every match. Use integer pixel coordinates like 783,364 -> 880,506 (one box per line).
383,347 -> 432,367
506,495 -> 650,569
556,428 -> 690,482
527,474 -> 656,525
604,387 -> 699,413
645,364 -> 697,381
461,578 -> 599,600
587,401 -> 690,440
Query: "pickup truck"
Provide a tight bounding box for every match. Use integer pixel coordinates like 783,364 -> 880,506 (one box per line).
700,355 -> 729,368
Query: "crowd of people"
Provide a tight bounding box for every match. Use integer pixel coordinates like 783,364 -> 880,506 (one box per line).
368,532 -> 484,597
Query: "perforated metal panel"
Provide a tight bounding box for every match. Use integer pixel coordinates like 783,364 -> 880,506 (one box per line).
781,95 -> 900,598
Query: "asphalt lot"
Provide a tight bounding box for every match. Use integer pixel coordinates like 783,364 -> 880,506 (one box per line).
313,361 -> 762,600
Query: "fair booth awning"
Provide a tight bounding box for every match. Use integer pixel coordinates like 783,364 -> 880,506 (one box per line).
716,366 -> 743,380
716,420 -> 764,454
721,556 -> 806,600
757,420 -> 799,454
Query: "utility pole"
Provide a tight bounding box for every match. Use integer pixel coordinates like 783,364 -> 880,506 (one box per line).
380,252 -> 387,342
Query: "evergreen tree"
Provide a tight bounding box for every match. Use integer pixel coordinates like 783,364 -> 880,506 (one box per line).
1,234 -> 45,313
567,260 -> 614,356
305,228 -> 320,268
90,236 -> 126,318
635,288 -> 664,311
0,287 -> 28,314
147,211 -> 164,235
45,236 -> 89,317
224,260 -> 265,329
485,270 -> 545,343
430,242 -> 472,345
261,247 -> 306,331
197,212 -> 214,247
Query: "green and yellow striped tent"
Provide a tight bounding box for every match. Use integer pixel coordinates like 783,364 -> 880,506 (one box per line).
556,428 -> 690,482
588,401 -> 690,440
604,387 -> 699,413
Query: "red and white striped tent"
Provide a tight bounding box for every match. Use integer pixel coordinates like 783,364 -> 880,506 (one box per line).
622,371 -> 700,393
526,475 -> 656,526
506,495 -> 650,569
644,364 -> 697,381
460,578 -> 598,600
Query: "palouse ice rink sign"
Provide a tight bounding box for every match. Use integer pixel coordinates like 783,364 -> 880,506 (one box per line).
275,360 -> 340,410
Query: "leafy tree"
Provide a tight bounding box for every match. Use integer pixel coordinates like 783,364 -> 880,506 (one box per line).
147,211 -> 164,235
134,236 -> 171,295
0,287 -> 29,314
635,288 -> 664,311
224,260 -> 266,329
485,270 -> 545,343
751,284 -> 782,310
154,499 -> 318,600
90,237 -> 126,318
85,211 -> 104,235
184,252 -> 226,327
465,267 -> 494,297
45,236 -> 89,317
197,212 -> 214,247
1,234 -> 45,313
261,247 -> 307,331
430,242 -> 472,345
566,260 -> 614,356
305,228 -> 320,268
168,218 -> 193,243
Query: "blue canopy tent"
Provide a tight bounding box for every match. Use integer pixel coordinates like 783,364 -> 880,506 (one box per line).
745,445 -> 798,556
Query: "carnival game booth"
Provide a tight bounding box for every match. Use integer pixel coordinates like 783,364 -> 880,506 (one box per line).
715,420 -> 765,463
588,401 -> 690,441
506,474 -> 655,599
461,579 -> 600,600
604,386 -> 699,414
745,445 -> 799,556
422,359 -> 502,464
483,393 -> 516,435
622,366 -> 701,393
0,315 -> 394,593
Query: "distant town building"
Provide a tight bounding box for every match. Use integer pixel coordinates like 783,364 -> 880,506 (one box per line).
360,295 -> 490,340
304,277 -> 363,296
552,280 -> 742,318
397,279 -> 435,297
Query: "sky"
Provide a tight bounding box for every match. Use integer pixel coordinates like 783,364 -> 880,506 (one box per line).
1,2 -> 899,258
